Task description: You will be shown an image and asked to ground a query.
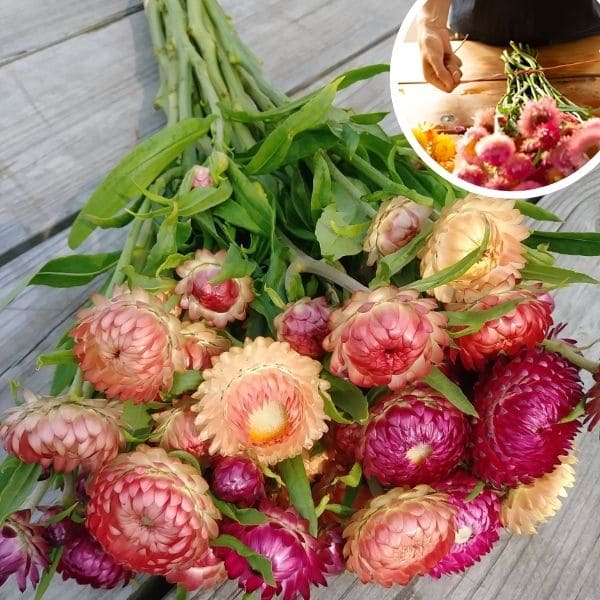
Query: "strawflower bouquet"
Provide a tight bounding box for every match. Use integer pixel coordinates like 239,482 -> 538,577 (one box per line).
415,43 -> 600,191
1,1 -> 600,599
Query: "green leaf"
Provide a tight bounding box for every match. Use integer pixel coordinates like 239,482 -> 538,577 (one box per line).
314,494 -> 331,518
177,180 -> 233,217
559,400 -> 586,423
524,230 -> 600,255
371,224 -> 433,288
144,206 -> 179,276
156,253 -> 193,277
175,586 -> 188,600
246,80 -> 341,175
121,401 -> 153,442
209,245 -> 257,283
524,245 -> 555,267
211,496 -> 267,525
465,481 -> 485,503
39,503 -> 78,526
515,201 -> 562,222
122,266 -> 176,293
350,111 -> 389,125
406,226 -> 490,293
310,152 -> 333,219
169,451 -> 202,472
212,534 -> 275,586
170,370 -> 202,395
69,117 -> 214,248
0,457 -> 43,525
333,462 -> 363,487
36,349 -> 76,369
520,264 -> 598,286
315,204 -> 369,261
321,371 -> 369,424
322,503 -> 354,518
444,298 -> 524,338
34,546 -> 64,600
278,455 -> 318,535
423,366 -> 479,417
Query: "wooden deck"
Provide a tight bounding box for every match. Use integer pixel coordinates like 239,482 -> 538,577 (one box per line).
1,2 -> 599,599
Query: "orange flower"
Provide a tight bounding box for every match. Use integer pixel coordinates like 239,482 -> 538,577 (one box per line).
418,195 -> 529,303
343,485 -> 456,586
192,337 -> 329,464
71,286 -> 185,403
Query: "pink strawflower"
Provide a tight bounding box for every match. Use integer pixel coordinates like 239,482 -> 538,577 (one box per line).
216,500 -> 327,600
180,321 -> 231,371
274,297 -> 331,358
473,107 -> 496,132
430,471 -> 501,577
175,249 -> 254,328
456,126 -> 488,164
504,152 -> 536,181
58,528 -> 132,589
71,286 -> 185,403
1,391 -> 125,473
86,445 -> 220,576
517,97 -> 562,137
484,174 -> 512,190
514,180 -> 543,190
211,456 -> 265,507
550,118 -> 600,176
0,510 -> 49,592
150,399 -> 209,458
323,286 -> 449,390
453,163 -> 486,186
361,386 -> 468,487
165,548 -> 227,591
475,133 -> 516,166
192,165 -> 213,188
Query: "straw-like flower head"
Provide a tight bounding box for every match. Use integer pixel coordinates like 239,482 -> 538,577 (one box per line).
180,321 -> 231,371
192,337 -> 329,465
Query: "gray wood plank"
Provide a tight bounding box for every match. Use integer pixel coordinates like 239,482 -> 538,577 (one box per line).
0,0 -> 143,65
0,0 -> 404,263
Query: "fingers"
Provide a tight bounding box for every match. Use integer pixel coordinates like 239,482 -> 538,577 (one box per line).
445,54 -> 463,88
423,52 -> 455,92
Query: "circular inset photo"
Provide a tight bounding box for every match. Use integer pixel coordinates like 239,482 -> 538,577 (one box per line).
390,0 -> 600,199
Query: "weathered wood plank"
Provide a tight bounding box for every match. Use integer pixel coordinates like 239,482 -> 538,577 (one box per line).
0,0 -> 404,262
0,0 -> 143,65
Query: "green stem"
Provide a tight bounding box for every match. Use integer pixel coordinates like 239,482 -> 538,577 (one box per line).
542,339 -> 600,373
62,472 -> 77,507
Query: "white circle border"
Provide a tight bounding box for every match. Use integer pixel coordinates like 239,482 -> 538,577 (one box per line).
389,0 -> 600,200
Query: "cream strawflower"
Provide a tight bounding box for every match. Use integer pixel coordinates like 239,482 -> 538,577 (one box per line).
500,454 -> 577,534
192,337 -> 329,464
418,195 -> 529,303
71,286 -> 185,403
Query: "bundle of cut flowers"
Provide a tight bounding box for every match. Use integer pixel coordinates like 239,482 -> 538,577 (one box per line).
2,2 -> 600,599
414,42 -> 600,191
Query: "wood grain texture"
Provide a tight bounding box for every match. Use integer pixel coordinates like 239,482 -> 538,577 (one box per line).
0,0 -> 403,262
2,1 -> 600,599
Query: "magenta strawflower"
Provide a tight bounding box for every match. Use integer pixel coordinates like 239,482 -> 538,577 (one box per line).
504,153 -> 536,181
175,249 -> 254,328
550,118 -> 600,176
40,509 -> 82,547
470,347 -> 583,487
317,529 -> 345,576
58,528 -> 132,589
361,386 -> 468,486
216,500 -> 327,600
323,287 -> 449,390
274,297 -> 331,358
584,372 -> 600,432
475,133 -> 516,166
454,163 -> 486,186
430,471 -> 501,577
0,510 -> 49,592
517,97 -> 562,137
211,456 -> 265,507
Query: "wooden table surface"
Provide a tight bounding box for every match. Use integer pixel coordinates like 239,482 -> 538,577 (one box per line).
393,36 -> 600,129
1,2 -> 600,600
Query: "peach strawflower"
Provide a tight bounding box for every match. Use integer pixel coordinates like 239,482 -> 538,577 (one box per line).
175,249 -> 254,328
500,454 -> 577,535
70,286 -> 185,403
165,549 -> 226,591
150,398 -> 208,458
343,485 -> 456,586
418,195 -> 529,303
323,287 -> 449,390
180,321 -> 231,371
192,337 -> 330,465
363,196 -> 432,266
1,391 -> 124,473
86,446 -> 220,576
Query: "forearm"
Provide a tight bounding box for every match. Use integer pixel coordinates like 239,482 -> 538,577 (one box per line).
419,0 -> 452,28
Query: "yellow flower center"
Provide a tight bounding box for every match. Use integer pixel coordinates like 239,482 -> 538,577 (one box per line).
247,400 -> 289,444
455,525 -> 473,544
405,443 -> 432,465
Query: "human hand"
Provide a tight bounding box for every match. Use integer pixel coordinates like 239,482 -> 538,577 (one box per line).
418,22 -> 462,92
